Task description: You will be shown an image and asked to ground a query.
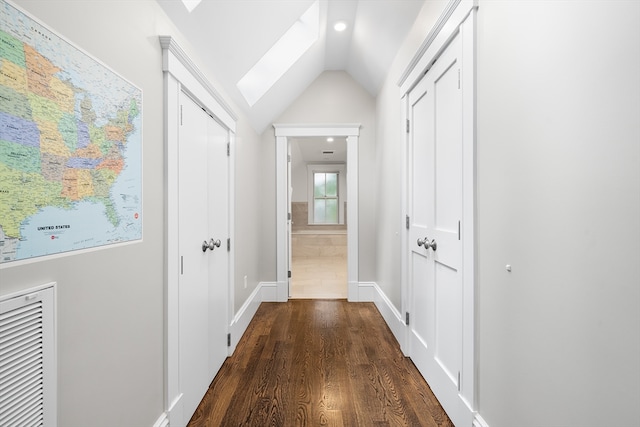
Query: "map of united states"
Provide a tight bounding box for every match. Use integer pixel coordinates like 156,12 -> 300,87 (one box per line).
0,0 -> 142,263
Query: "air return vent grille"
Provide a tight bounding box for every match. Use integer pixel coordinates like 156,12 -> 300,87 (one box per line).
0,285 -> 55,427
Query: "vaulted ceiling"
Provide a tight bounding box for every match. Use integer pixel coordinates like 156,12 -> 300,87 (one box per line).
156,0 -> 425,133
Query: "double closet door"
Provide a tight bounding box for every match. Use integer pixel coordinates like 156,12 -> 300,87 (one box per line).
406,32 -> 471,427
178,91 -> 229,423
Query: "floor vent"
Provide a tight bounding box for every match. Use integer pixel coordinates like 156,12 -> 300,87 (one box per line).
0,284 -> 56,427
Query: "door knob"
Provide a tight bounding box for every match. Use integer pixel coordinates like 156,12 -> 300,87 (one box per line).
417,237 -> 437,251
202,238 -> 221,252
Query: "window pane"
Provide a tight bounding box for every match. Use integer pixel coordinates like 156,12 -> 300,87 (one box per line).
325,173 -> 337,197
325,199 -> 338,223
314,199 -> 325,223
314,173 -> 325,197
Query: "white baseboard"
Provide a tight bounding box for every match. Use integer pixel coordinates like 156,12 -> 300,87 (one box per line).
229,283 -> 263,354
363,282 -> 406,349
260,281 -> 278,302
165,393 -> 183,427
473,413 -> 490,427
356,281 -> 377,302
152,412 -> 169,427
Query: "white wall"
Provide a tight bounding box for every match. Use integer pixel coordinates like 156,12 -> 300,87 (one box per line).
232,116 -> 264,313
0,2 -> 168,425
375,0 -> 640,425
1,1 -> 263,425
374,1 -> 448,312
260,71 -> 376,280
476,1 -> 640,425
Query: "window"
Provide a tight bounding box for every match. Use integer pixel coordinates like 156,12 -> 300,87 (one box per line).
313,172 -> 338,223
237,1 -> 319,106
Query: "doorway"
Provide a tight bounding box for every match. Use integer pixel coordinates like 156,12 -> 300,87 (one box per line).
289,137 -> 347,298
273,124 -> 360,302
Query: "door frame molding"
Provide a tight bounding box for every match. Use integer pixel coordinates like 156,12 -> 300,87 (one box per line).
399,0 -> 477,418
160,35 -> 236,427
273,124 -> 360,302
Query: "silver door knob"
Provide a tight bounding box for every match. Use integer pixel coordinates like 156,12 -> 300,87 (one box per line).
417,237 -> 437,251
202,238 -> 221,252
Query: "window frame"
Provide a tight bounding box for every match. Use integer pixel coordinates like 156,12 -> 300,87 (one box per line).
306,163 -> 346,226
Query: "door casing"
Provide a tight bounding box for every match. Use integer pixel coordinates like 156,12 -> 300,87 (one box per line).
274,124 -> 360,302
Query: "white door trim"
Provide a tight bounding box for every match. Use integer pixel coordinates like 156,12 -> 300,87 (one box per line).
160,35 -> 236,427
273,124 -> 360,302
400,0 -> 477,417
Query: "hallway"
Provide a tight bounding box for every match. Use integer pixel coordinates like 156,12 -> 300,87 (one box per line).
187,300 -> 453,426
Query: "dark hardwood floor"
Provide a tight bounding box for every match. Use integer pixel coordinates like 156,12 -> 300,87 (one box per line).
188,300 -> 453,427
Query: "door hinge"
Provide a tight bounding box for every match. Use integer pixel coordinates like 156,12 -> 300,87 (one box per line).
288,212 -> 291,221
458,220 -> 461,240
406,118 -> 410,133
180,256 -> 184,275
405,312 -> 410,325
406,215 -> 410,230
288,270 -> 292,278
457,371 -> 461,391
287,154 -> 291,162
180,105 -> 183,125
227,142 -> 230,156
227,333 -> 231,347
227,238 -> 231,251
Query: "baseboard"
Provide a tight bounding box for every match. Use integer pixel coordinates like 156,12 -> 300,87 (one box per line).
165,393 -> 183,427
356,281 -> 377,302
229,283 -> 263,354
152,412 -> 169,427
260,281 -> 278,302
473,413 -> 490,427
364,282 -> 406,348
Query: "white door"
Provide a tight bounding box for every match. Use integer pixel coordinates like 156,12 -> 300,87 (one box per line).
407,33 -> 469,427
178,92 -> 229,422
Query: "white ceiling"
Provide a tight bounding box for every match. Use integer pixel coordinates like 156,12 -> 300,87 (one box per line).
292,136 -> 347,163
156,0 -> 425,133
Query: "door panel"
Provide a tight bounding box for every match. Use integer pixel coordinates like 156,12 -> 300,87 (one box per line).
408,79 -> 434,373
206,112 -> 229,380
434,261 -> 461,383
179,94 -> 210,420
407,33 -> 465,426
179,92 -> 229,423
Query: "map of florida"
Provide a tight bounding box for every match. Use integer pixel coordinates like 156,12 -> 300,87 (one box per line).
0,28 -> 140,242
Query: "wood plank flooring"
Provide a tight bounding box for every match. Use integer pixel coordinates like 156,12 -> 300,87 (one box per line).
188,300 -> 453,427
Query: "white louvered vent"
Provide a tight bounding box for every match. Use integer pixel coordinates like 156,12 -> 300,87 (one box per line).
0,285 -> 55,427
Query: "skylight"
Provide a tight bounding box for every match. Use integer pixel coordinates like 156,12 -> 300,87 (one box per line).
181,0 -> 202,13
237,1 -> 319,107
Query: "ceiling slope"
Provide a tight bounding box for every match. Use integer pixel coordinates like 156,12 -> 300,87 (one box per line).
156,0 -> 425,132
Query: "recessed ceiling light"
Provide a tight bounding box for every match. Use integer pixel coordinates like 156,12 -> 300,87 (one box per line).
181,0 -> 202,13
327,137 -> 334,142
334,21 -> 347,32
